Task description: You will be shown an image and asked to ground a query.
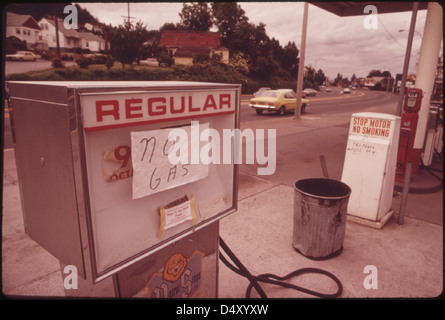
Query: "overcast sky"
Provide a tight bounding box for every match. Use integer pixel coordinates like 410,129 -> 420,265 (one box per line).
76,2 -> 431,80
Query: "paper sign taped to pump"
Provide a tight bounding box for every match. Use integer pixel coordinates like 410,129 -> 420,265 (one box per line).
131,122 -> 209,199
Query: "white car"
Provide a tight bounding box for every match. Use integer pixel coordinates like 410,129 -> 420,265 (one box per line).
6,51 -> 40,61
140,58 -> 159,67
343,88 -> 351,94
303,88 -> 317,96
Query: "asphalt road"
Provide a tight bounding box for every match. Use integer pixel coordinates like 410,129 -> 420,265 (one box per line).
3,87 -> 398,150
240,87 -> 398,122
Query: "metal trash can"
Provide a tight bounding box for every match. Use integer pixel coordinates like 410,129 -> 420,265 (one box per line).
293,178 -> 351,260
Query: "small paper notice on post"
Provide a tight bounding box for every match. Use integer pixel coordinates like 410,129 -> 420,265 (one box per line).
131,122 -> 209,199
159,195 -> 197,238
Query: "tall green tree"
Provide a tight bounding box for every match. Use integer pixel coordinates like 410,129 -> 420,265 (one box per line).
212,2 -> 248,49
108,20 -> 147,68
315,69 -> 327,86
179,3 -> 213,31
281,41 -> 299,79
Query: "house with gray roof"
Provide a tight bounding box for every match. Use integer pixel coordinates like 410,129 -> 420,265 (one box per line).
38,17 -> 105,52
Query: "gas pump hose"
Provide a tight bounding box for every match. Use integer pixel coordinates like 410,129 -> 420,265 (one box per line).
219,237 -> 343,298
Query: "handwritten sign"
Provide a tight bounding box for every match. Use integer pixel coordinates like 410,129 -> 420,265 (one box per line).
131,123 -> 209,199
346,141 -> 377,156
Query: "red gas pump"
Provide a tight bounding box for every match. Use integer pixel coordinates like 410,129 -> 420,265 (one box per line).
396,88 -> 423,181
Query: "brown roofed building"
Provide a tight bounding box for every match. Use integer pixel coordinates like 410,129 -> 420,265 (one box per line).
160,30 -> 229,65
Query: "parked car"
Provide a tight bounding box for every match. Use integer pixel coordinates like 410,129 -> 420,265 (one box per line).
6,51 -> 40,61
343,88 -> 351,94
253,87 -> 271,97
140,58 -> 159,67
303,88 -> 318,96
249,89 -> 309,115
325,87 -> 332,92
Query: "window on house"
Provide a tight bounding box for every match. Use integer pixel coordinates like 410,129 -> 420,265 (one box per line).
16,28 -> 21,34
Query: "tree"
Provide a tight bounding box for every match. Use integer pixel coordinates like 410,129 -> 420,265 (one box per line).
159,22 -> 184,33
179,3 -> 213,31
212,2 -> 248,49
228,52 -> 249,75
281,41 -> 299,79
334,73 -> 343,86
246,23 -> 276,80
382,70 -> 392,78
315,69 -> 326,86
367,69 -> 383,77
108,21 -> 147,68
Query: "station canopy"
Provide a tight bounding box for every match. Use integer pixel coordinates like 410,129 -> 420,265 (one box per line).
309,2 -> 428,16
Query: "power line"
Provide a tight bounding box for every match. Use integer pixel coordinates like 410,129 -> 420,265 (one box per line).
378,16 -> 405,48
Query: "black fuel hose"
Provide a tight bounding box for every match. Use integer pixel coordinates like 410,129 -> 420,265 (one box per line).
219,237 -> 343,299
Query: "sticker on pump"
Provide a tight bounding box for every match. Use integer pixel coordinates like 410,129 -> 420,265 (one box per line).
144,250 -> 204,298
102,145 -> 133,182
158,195 -> 197,238
131,122 -> 210,199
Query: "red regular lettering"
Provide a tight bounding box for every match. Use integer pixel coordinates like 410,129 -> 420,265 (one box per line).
126,99 -> 143,119
95,94 -> 232,123
148,97 -> 167,116
220,94 -> 231,109
96,100 -> 120,122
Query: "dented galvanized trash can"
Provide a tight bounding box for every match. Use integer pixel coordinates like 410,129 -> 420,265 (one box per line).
293,178 -> 351,260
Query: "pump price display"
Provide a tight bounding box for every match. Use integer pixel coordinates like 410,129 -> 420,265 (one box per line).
131,122 -> 209,199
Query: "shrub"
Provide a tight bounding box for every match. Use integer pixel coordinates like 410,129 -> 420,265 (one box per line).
193,53 -> 210,64
76,55 -> 92,68
158,53 -> 174,67
105,55 -> 115,70
61,53 -> 74,61
51,57 -> 64,68
92,54 -> 107,64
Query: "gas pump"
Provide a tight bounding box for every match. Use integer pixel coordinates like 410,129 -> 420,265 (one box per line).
396,88 -> 423,181
7,81 -> 241,298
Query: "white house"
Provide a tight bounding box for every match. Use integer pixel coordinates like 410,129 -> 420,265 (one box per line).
6,12 -> 46,49
39,17 -> 80,51
78,31 -> 105,52
38,17 -> 104,52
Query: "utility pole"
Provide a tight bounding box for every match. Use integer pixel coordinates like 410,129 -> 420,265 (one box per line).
54,9 -> 61,58
294,2 -> 308,120
122,3 -> 135,27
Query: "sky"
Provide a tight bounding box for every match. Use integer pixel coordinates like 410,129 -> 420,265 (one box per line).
75,2 -> 431,80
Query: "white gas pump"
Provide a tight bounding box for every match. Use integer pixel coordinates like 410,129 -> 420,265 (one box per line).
341,112 -> 401,229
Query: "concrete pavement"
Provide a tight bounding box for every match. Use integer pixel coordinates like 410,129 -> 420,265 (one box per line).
2,103 -> 443,299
